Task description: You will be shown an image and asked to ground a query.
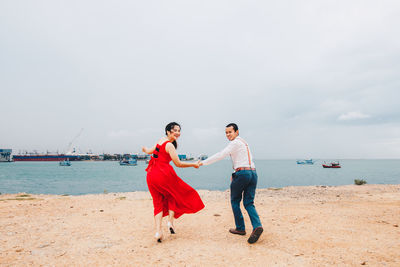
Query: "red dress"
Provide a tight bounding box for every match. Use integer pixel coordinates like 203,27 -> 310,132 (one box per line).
145,141 -> 205,219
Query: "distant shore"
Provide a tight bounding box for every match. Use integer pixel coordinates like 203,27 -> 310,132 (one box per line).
1,184 -> 399,266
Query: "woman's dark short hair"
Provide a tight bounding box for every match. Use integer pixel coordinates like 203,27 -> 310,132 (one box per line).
226,123 -> 238,132
165,122 -> 181,148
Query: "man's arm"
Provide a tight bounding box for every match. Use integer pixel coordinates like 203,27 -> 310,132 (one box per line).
201,141 -> 236,166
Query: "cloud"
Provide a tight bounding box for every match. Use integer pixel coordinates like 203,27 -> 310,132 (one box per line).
191,128 -> 221,140
338,111 -> 371,121
107,130 -> 132,139
1,1 -> 400,158
107,128 -> 160,139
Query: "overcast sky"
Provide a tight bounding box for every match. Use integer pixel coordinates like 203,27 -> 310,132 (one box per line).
1,1 -> 399,159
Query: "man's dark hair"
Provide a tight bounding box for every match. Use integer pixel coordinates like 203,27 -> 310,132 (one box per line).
226,123 -> 238,132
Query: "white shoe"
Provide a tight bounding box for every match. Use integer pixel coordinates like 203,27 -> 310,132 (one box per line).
155,232 -> 162,243
167,221 -> 175,234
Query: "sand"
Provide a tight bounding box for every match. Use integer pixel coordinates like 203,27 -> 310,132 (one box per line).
1,184 -> 399,266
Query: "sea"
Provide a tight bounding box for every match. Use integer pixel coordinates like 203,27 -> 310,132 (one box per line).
1,159 -> 399,195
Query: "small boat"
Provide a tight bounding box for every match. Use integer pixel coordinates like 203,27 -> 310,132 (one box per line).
119,158 -> 137,166
297,159 -> 314,164
198,154 -> 208,161
59,159 -> 71,166
322,162 -> 341,168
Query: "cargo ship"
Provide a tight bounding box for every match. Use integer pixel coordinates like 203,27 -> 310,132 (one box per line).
12,128 -> 85,161
12,153 -> 81,161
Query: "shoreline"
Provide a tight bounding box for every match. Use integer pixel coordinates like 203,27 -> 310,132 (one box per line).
2,182 -> 400,197
1,184 -> 399,266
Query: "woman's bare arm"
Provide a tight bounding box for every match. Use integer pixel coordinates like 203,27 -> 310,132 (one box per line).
142,144 -> 156,155
166,143 -> 199,168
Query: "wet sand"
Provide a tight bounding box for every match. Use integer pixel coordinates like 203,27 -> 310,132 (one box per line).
1,184 -> 399,266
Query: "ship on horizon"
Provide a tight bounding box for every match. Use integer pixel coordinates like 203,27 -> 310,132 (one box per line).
12,151 -> 81,161
12,129 -> 85,162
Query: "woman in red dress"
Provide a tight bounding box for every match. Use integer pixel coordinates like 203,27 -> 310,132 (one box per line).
142,122 -> 205,242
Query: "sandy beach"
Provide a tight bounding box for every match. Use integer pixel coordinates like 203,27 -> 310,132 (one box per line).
1,184 -> 399,266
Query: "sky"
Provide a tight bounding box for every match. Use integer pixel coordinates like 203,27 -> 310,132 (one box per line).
1,0 -> 400,159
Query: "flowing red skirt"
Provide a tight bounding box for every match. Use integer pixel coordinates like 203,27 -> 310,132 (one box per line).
146,161 -> 204,219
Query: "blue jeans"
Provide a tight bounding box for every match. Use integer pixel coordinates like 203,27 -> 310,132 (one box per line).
230,170 -> 262,231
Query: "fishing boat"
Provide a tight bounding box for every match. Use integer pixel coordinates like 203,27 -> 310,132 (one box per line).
178,154 -> 195,161
136,154 -> 150,160
297,159 -> 314,164
59,159 -> 71,166
0,149 -> 12,162
322,162 -> 341,168
119,158 -> 138,166
198,154 -> 208,161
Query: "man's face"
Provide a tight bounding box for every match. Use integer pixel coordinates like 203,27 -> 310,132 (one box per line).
225,126 -> 239,141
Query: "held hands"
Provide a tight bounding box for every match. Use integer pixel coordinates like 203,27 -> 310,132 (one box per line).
193,160 -> 203,169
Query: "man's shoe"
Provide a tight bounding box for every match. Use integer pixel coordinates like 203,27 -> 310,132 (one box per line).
247,227 -> 263,244
229,228 -> 246,235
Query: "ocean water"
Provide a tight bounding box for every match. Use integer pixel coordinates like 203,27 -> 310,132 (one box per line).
0,159 -> 399,195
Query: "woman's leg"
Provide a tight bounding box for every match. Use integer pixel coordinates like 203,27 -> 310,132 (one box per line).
168,210 -> 175,234
168,210 -> 175,224
154,211 -> 163,242
155,211 -> 163,234
147,180 -> 164,240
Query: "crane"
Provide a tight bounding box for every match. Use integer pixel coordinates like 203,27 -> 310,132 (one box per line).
66,128 -> 84,154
